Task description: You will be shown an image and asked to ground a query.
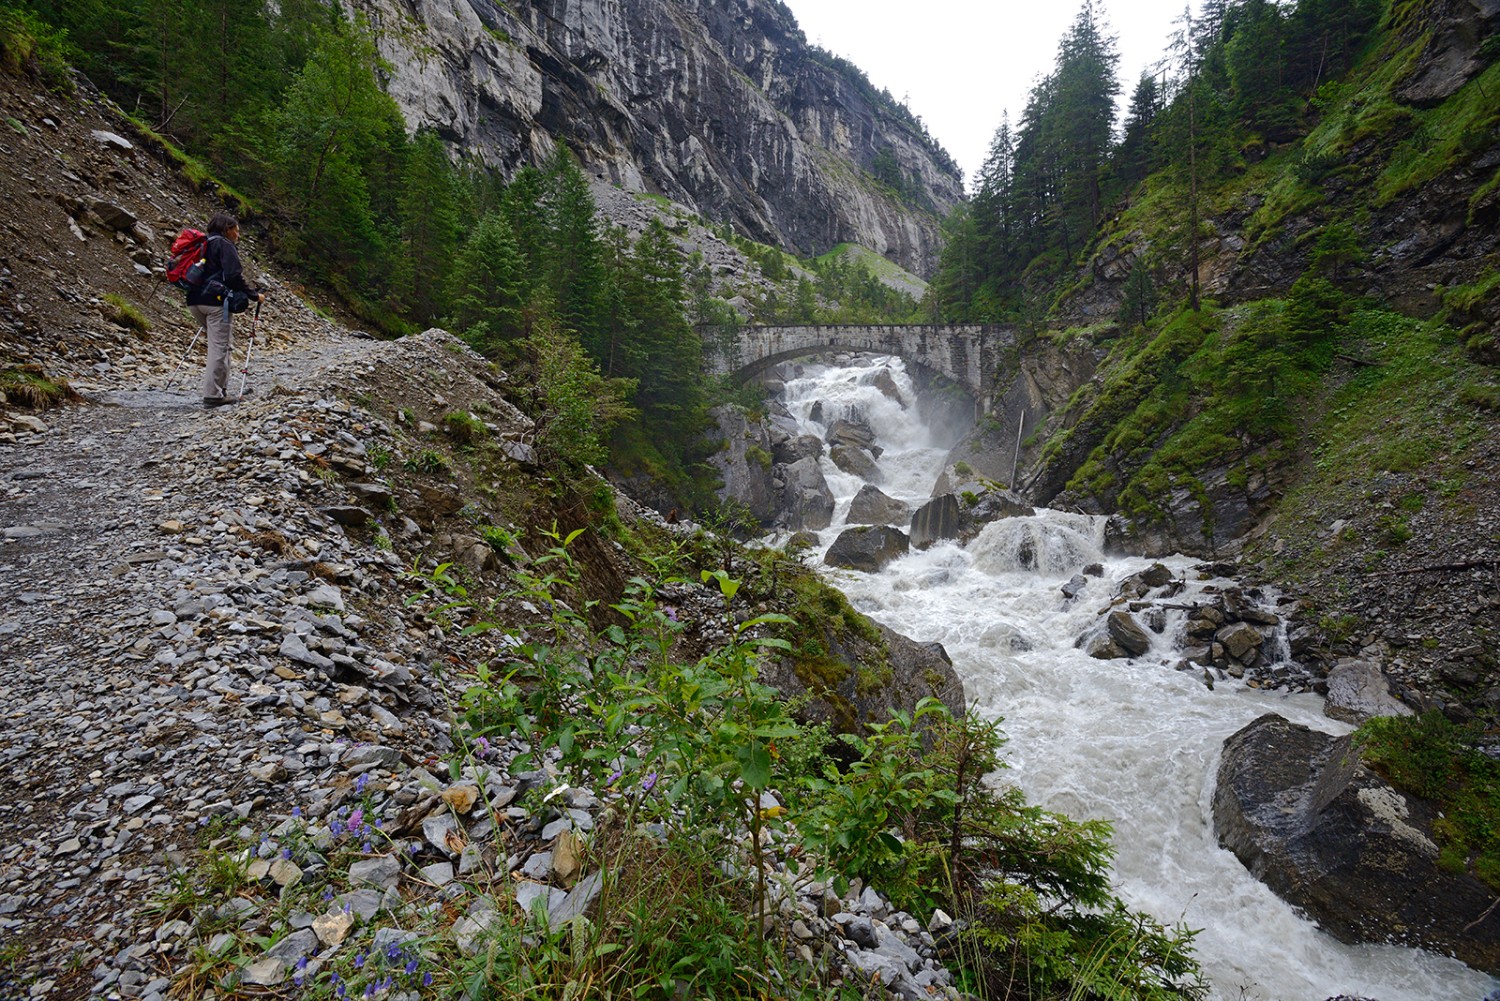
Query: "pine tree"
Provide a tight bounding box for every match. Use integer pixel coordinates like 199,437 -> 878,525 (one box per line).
398,129 -> 462,326
1052,0 -> 1120,232
542,143 -> 607,354
266,13 -> 404,292
1117,73 -> 1161,183
447,210 -> 525,350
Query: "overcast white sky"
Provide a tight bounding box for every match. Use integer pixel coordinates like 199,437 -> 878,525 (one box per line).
779,0 -> 1192,187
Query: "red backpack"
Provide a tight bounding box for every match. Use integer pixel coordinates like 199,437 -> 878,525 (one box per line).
166,229 -> 214,291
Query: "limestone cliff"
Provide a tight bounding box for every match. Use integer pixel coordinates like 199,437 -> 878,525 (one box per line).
349,0 -> 964,275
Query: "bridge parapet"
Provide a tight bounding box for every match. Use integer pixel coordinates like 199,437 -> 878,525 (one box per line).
705,324 -> 1014,406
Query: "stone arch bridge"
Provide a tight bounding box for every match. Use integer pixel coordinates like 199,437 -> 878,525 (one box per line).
703,324 -> 1014,408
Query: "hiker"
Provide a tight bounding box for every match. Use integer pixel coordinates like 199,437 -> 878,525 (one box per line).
186,212 -> 264,407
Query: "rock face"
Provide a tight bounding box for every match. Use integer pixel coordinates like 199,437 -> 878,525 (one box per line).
909,494 -> 961,550
824,526 -> 909,573
1214,714 -> 1500,974
1393,0 -> 1500,107
355,0 -> 963,274
778,456 -> 835,531
707,405 -> 778,522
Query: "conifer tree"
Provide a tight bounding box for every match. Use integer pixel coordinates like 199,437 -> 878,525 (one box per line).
448,210 -> 526,351
543,143 -> 607,353
398,128 -> 462,326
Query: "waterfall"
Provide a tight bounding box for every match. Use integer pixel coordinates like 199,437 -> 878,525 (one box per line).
772,354 -> 1498,1001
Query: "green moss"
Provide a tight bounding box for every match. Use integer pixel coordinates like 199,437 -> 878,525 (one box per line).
1355,712 -> 1500,892
745,444 -> 772,470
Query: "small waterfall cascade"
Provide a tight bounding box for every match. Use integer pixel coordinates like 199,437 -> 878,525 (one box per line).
771,354 -> 1498,1001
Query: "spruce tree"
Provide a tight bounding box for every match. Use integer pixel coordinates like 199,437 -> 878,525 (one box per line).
542,143 -> 606,354
398,128 -> 462,326
447,210 -> 525,351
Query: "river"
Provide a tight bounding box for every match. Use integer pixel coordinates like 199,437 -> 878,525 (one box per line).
773,354 -> 1498,1001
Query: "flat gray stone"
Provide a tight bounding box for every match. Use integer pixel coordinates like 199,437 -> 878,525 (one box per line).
1325,659 -> 1415,723
347,856 -> 400,891
547,871 -> 603,925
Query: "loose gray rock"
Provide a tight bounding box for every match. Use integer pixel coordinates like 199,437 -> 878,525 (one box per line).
347,856 -> 400,892
1324,659 -> 1415,723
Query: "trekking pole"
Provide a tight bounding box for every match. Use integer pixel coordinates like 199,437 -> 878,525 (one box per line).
236,298 -> 262,398
165,323 -> 205,390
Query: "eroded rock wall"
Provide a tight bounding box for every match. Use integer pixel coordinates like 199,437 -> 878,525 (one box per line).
352,0 -> 963,275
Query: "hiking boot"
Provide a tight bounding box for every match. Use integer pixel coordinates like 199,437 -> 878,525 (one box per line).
202,396 -> 240,407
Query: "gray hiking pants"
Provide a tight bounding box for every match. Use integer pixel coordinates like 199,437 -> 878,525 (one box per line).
191,304 -> 234,400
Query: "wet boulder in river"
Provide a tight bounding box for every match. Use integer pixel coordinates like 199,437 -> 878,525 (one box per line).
847,485 -> 911,527
830,444 -> 882,484
824,526 -> 910,573
1215,713 -> 1500,975
909,494 -> 961,550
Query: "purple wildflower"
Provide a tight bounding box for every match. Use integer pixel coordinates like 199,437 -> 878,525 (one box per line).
423,971 -> 433,987
362,841 -> 372,853
355,772 -> 369,793
607,770 -> 621,786
642,772 -> 658,792
291,806 -> 302,818
475,736 -> 490,757
330,819 -> 344,836
664,606 -> 678,622
281,847 -> 292,860
348,807 -> 364,830
353,952 -> 366,969
404,957 -> 419,975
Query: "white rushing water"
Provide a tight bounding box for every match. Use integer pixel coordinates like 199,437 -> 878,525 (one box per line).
775,355 -> 1499,1001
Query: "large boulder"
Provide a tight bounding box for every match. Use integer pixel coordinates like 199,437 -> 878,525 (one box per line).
825,417 -> 881,456
847,485 -> 911,527
1324,659 -> 1416,724
830,444 -> 882,484
778,457 -> 835,531
909,494 -> 962,550
1394,0 -> 1500,107
759,621 -> 965,734
708,405 -> 778,523
1105,610 -> 1152,656
1214,714 -> 1500,974
824,526 -> 909,573
774,433 -> 823,464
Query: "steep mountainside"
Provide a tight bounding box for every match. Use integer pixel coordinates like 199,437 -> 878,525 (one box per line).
930,0 -> 1500,721
354,0 -> 963,274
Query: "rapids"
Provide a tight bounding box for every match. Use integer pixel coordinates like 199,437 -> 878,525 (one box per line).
774,354 -> 1498,1001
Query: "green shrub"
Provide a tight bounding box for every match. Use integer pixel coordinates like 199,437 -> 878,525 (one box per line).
0,7 -> 72,91
1355,712 -> 1500,892
0,364 -> 70,408
442,409 -> 487,442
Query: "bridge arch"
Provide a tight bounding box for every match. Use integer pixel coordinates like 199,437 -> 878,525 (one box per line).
703,324 -> 1013,411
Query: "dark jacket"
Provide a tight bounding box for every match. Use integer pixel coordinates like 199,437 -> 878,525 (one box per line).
186,235 -> 251,307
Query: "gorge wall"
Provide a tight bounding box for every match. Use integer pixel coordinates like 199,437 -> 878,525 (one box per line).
349,0 -> 964,275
